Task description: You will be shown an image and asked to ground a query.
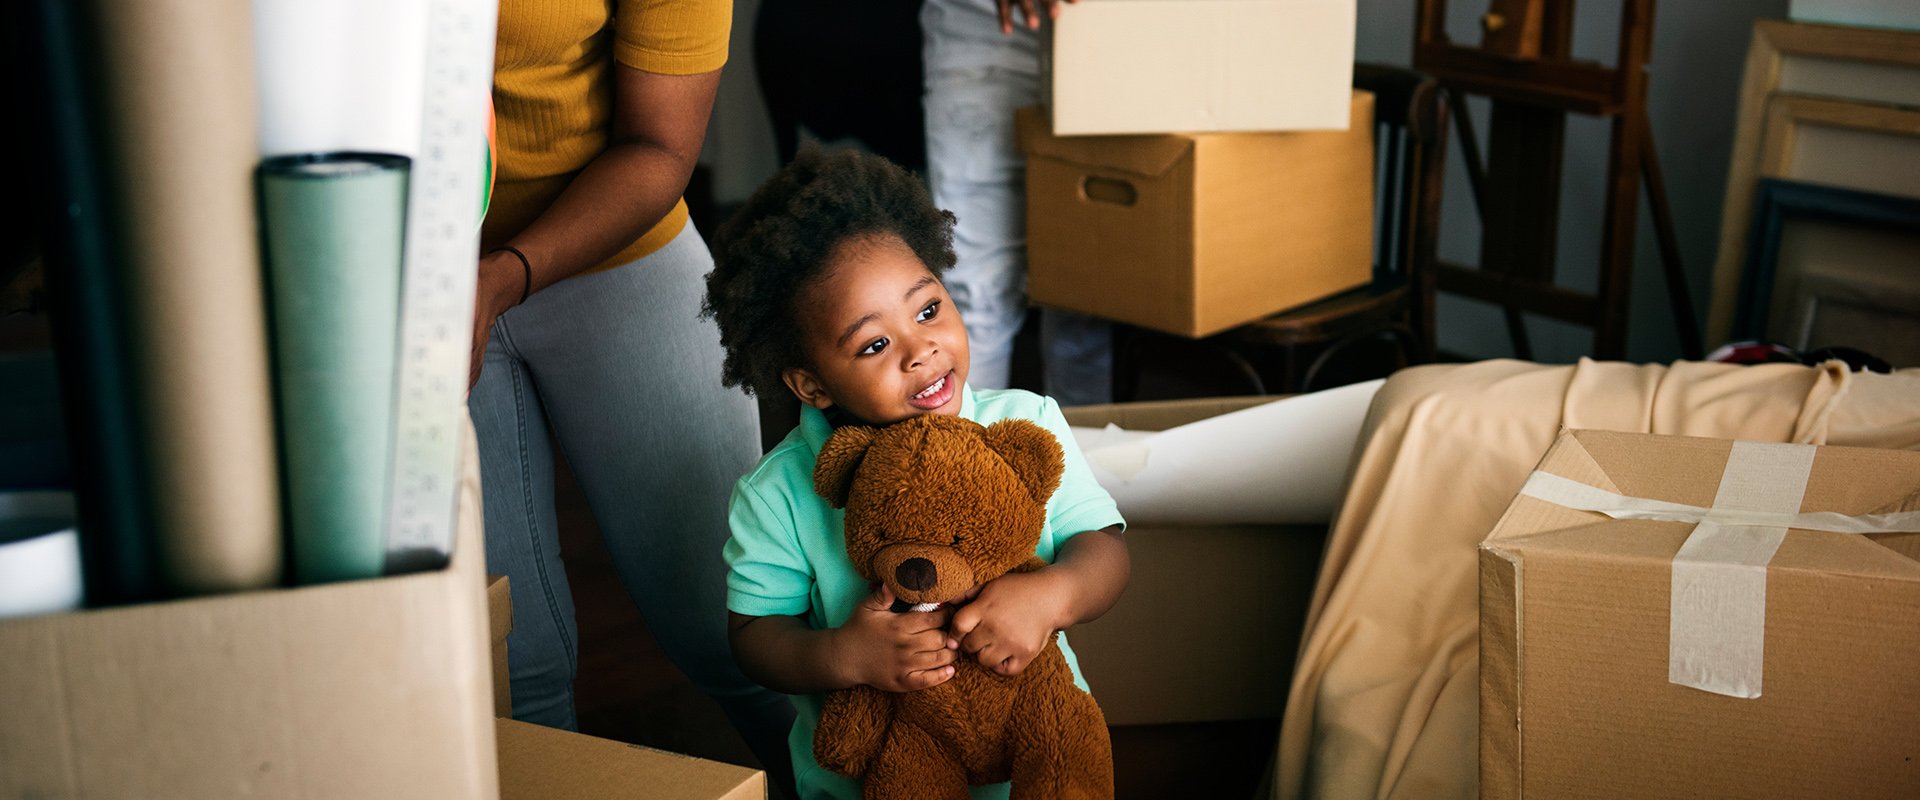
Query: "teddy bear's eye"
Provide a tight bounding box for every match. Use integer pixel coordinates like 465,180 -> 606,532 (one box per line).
950,535 -> 964,546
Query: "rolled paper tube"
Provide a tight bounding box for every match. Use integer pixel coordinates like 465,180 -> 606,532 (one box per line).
258,153 -> 410,585
0,492 -> 84,619
88,0 -> 282,594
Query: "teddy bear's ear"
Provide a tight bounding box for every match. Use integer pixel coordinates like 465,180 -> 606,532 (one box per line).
813,425 -> 881,508
981,419 -> 1064,506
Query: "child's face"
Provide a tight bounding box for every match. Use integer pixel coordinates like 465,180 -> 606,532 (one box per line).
782,234 -> 970,426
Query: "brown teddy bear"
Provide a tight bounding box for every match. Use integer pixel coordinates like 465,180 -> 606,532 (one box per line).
811,413 -> 1114,800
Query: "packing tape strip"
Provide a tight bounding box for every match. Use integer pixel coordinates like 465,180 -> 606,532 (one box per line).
1518,441 -> 1920,698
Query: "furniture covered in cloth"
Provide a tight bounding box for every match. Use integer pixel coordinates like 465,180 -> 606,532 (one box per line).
1272,358 -> 1920,799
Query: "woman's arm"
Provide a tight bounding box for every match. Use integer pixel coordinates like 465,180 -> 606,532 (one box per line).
470,64 -> 722,384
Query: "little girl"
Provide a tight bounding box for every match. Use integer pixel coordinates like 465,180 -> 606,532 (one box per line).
702,147 -> 1129,799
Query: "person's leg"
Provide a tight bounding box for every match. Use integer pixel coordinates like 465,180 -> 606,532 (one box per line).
922,3 -> 1113,402
922,1 -> 1041,391
468,320 -> 579,730
1041,308 -> 1114,406
505,225 -> 797,796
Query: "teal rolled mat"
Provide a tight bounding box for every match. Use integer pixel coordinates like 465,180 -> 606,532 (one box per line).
258,153 -> 409,585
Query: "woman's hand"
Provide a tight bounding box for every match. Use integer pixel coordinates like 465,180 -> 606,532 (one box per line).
997,0 -> 1075,34
832,584 -> 960,692
468,249 -> 529,389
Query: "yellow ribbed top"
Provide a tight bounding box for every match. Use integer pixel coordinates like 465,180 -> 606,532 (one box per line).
485,0 -> 731,272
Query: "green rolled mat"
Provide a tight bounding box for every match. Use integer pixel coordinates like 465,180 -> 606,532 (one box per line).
258,153 -> 410,585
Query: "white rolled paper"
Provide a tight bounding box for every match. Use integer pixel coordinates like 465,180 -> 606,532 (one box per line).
1072,379 -> 1382,526
0,491 -> 84,619
254,0 -> 427,158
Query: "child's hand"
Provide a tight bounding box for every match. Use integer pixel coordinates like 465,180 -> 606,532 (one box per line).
950,569 -> 1073,677
833,584 -> 960,692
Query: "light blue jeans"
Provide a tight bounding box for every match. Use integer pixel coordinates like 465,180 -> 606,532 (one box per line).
468,223 -> 795,781
922,0 -> 1113,405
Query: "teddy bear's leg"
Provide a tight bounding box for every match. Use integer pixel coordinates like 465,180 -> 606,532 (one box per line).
862,722 -> 972,800
815,685 -> 892,778
1006,684 -> 1114,800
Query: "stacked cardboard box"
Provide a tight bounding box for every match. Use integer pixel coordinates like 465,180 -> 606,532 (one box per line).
1480,430 -> 1920,798
1047,0 -> 1356,136
1019,92 -> 1375,338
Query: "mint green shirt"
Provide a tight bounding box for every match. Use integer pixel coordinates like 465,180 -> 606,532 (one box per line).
724,385 -> 1125,800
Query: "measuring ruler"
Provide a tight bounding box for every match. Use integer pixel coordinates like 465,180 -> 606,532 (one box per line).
383,0 -> 496,573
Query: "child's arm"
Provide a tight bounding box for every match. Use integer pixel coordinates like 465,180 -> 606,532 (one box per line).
949,524 -> 1128,676
729,585 -> 962,695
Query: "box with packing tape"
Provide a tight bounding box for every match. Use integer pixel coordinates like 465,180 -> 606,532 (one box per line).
1017,91 -> 1374,339
1479,429 -> 1920,799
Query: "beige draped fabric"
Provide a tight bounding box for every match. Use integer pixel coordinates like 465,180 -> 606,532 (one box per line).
1273,359 -> 1920,800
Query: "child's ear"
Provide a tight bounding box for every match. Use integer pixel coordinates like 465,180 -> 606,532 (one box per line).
813,425 -> 880,508
981,419 -> 1064,506
782,367 -> 834,410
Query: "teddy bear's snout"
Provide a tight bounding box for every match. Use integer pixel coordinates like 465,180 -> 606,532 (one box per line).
895,557 -> 937,591
873,542 -> 974,604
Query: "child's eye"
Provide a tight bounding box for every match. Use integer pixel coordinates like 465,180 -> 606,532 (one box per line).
917,301 -> 940,322
858,337 -> 889,356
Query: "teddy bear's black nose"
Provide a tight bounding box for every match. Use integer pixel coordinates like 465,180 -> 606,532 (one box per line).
895,558 -> 937,592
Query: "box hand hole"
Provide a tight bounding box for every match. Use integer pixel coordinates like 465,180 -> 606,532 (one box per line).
1080,175 -> 1137,206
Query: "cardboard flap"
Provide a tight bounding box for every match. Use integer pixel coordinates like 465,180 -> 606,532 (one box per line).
1016,105 -> 1195,178
1499,430 -> 1920,577
1483,430 -> 1621,547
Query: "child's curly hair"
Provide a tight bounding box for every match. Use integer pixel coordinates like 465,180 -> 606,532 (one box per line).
703,147 -> 957,399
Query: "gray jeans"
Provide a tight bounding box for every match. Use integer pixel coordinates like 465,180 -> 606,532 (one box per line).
468,223 -> 794,776
922,0 -> 1113,405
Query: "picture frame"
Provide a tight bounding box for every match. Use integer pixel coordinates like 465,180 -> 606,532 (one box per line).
1706,19 -> 1920,346
1734,177 -> 1920,341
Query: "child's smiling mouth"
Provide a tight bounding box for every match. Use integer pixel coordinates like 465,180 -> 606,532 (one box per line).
908,371 -> 955,410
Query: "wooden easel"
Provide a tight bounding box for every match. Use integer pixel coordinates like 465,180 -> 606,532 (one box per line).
1415,0 -> 1701,359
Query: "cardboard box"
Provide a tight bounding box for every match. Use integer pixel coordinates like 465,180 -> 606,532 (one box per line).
1019,92 -> 1375,338
0,431 -> 498,799
1479,430 -> 1920,799
496,718 -> 765,800
1062,396 -> 1327,724
1048,0 -> 1356,135
488,573 -> 513,717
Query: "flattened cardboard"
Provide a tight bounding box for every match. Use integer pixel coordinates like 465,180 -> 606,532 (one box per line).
1020,92 -> 1374,338
496,718 -> 765,800
0,425 -> 497,799
488,573 -> 513,717
1063,396 -> 1326,724
1479,430 -> 1920,800
1050,0 -> 1356,135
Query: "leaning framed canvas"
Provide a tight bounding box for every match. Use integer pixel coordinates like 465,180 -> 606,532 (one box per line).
1707,19 -> 1920,347
1735,178 -> 1920,342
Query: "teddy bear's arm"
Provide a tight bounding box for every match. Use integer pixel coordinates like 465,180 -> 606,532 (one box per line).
814,684 -> 892,778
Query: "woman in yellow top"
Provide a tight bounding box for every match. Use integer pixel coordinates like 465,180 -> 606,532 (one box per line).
468,1 -> 795,792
